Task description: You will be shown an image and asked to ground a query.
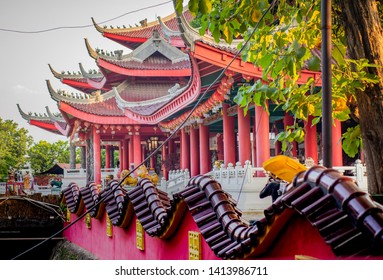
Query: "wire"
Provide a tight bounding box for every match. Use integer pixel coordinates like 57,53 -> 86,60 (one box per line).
0,1 -> 172,34
11,0 -> 278,259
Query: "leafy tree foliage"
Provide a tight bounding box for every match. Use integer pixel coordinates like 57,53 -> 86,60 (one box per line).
176,0 -> 383,193
176,0 -> 378,157
28,140 -> 70,173
0,118 -> 33,180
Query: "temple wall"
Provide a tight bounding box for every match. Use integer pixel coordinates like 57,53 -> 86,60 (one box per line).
63,209 -> 339,260
63,210 -> 220,260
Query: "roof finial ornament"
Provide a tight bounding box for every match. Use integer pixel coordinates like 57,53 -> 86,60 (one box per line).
114,50 -> 123,60
140,18 -> 148,27
153,29 -> 161,47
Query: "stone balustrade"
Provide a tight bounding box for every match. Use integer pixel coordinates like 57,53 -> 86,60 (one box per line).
159,169 -> 190,194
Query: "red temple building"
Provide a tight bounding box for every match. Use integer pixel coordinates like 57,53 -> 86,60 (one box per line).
17,6 -> 383,260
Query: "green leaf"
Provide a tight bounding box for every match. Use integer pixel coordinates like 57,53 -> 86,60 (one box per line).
188,0 -> 199,14
175,0 -> 184,14
311,116 -> 321,126
199,0 -> 212,14
307,55 -> 321,71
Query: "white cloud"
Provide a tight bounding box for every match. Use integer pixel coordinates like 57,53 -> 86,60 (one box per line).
12,84 -> 40,95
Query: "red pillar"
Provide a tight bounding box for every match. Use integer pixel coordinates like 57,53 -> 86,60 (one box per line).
118,142 -> 123,171
162,144 -> 168,179
255,105 -> 270,176
252,123 -> 257,167
222,103 -> 236,165
122,139 -> 128,170
93,126 -> 101,185
133,127 -> 142,170
284,113 -> 297,157
128,138 -> 134,170
332,119 -> 343,166
180,128 -> 190,170
304,116 -> 318,164
199,124 -> 210,174
120,141 -> 124,170
150,151 -> 156,170
168,139 -> 175,155
217,133 -> 224,161
190,125 -> 200,176
105,145 -> 111,169
237,106 -> 251,165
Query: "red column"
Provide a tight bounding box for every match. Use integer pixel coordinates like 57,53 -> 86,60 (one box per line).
332,119 -> 343,166
199,124 -> 210,174
255,105 -> 270,176
190,125 -> 200,176
118,141 -> 123,171
162,144 -> 168,179
122,139 -> 129,170
168,139 -> 175,155
252,123 -> 257,167
216,133 -> 224,161
284,113 -> 297,157
120,141 -> 124,170
180,128 -> 190,170
93,126 -> 101,185
304,116 -> 318,164
222,103 -> 236,165
150,150 -> 156,170
105,145 -> 111,169
133,126 -> 142,170
128,138 -> 134,170
237,106 -> 251,165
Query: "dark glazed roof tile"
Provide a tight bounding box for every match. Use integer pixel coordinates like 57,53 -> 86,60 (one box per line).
61,165 -> 383,259
62,182 -> 83,215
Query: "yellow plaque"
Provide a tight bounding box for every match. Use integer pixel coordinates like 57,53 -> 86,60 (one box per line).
188,231 -> 201,260
136,219 -> 145,251
85,213 -> 91,229
66,208 -> 71,223
106,214 -> 113,237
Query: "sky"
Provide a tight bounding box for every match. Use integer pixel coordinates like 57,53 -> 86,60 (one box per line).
0,0 -> 175,143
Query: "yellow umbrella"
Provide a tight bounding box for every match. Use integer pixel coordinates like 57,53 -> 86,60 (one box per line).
262,155 -> 307,183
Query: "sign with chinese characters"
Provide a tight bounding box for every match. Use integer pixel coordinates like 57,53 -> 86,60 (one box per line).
85,213 -> 91,229
136,219 -> 145,251
188,231 -> 201,260
106,214 -> 113,237
66,208 -> 71,223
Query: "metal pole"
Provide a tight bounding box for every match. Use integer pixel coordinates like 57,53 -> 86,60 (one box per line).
321,0 -> 332,167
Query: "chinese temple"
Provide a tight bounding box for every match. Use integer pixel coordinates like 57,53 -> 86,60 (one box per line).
17,5 -> 383,260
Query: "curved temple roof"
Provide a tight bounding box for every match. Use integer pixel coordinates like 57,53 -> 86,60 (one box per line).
86,30 -> 191,78
91,10 -> 193,49
17,104 -> 66,135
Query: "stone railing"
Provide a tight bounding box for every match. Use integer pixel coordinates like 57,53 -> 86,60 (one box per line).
205,159 -> 368,215
159,169 -> 190,194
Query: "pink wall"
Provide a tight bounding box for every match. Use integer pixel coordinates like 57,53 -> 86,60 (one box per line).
63,210 -> 220,260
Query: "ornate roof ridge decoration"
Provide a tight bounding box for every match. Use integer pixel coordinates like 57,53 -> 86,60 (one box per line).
158,16 -> 182,39
45,106 -> 64,122
159,70 -> 235,130
101,30 -> 189,64
121,54 -> 201,124
91,12 -> 177,35
79,63 -> 107,90
46,80 -> 113,104
85,38 -> 129,61
175,6 -> 242,52
84,38 -> 99,60
48,64 -> 83,80
115,82 -> 187,110
17,104 -> 50,121
78,63 -> 104,79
